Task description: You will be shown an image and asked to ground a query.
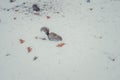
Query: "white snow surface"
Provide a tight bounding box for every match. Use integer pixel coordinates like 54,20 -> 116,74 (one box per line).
0,0 -> 120,80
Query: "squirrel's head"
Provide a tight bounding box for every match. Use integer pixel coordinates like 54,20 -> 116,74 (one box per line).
40,27 -> 49,35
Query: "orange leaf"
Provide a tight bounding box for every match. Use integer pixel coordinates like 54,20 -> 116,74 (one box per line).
56,43 -> 65,47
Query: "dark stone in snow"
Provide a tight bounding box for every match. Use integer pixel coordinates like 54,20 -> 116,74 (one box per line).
87,0 -> 90,3
6,54 -> 11,56
33,56 -> 38,61
10,0 -> 16,2
32,4 -> 40,12
22,2 -> 26,4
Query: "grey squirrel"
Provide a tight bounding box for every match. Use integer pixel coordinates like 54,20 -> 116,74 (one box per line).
40,27 -> 62,41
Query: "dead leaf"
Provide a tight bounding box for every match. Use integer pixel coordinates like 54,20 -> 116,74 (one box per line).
56,43 -> 65,47
27,47 -> 32,53
19,39 -> 25,44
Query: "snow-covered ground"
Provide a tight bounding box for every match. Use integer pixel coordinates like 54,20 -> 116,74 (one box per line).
0,0 -> 120,80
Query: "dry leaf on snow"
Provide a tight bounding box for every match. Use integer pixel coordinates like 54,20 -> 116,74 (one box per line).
56,43 -> 65,47
19,39 -> 25,44
27,47 -> 32,53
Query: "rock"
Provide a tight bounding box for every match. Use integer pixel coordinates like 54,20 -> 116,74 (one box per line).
32,4 -> 40,12
87,0 -> 90,3
10,0 -> 16,3
33,56 -> 38,61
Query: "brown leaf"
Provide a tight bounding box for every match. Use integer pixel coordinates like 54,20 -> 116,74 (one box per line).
56,43 -> 65,47
19,39 -> 25,44
27,47 -> 32,53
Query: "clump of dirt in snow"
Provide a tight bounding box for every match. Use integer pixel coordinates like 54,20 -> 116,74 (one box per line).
94,35 -> 103,39
89,8 -> 93,11
6,54 -> 11,56
87,0 -> 90,3
33,56 -> 38,61
32,4 -> 40,12
1,0 -> 63,16
13,17 -> 17,20
10,0 -> 16,3
46,16 -> 51,19
35,36 -> 47,40
108,56 -> 116,62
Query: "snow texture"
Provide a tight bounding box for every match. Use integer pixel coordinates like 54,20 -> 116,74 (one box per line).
0,0 -> 120,80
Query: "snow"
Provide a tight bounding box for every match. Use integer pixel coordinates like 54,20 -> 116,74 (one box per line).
0,0 -> 120,80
